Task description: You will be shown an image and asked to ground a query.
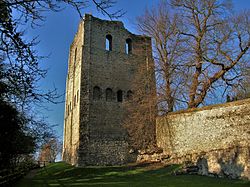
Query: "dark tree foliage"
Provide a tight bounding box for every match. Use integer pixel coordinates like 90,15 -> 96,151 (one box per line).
0,62 -> 35,169
0,100 -> 35,169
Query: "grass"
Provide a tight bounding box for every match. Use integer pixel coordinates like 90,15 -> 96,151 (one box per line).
15,162 -> 250,187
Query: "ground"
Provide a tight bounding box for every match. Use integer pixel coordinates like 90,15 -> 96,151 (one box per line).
15,162 -> 250,187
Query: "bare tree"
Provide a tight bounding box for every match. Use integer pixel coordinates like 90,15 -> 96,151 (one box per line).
137,1 -> 189,113
39,138 -> 62,163
123,59 -> 157,151
171,0 -> 250,108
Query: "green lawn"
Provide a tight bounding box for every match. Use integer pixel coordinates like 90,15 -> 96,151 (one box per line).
15,162 -> 250,187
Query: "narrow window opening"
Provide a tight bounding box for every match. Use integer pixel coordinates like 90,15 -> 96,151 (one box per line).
125,38 -> 132,54
74,95 -> 76,106
93,86 -> 101,100
77,90 -> 79,103
117,90 -> 123,102
106,34 -> 112,51
106,88 -> 113,102
74,48 -> 77,63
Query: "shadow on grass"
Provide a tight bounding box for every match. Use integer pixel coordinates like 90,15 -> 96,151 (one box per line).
15,162 -> 250,187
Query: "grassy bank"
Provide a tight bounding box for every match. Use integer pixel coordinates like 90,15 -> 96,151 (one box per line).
15,162 -> 250,187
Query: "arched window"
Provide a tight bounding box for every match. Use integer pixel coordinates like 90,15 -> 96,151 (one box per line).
127,90 -> 133,100
106,88 -> 113,102
93,86 -> 101,100
106,34 -> 112,51
125,38 -> 132,54
117,90 -> 123,102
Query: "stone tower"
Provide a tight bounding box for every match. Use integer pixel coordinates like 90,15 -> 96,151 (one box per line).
62,14 -> 153,166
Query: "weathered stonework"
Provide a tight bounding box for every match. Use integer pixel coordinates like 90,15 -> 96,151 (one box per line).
156,99 -> 250,179
62,14 -> 153,166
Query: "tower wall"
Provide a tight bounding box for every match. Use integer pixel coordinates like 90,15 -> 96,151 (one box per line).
63,14 -> 153,166
63,22 -> 84,165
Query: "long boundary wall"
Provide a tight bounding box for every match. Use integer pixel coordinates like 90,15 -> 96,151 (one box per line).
156,99 -> 250,179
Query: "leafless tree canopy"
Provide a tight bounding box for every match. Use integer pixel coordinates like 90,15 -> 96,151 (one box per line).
137,0 -> 250,112
137,1 -> 190,113
172,0 -> 250,108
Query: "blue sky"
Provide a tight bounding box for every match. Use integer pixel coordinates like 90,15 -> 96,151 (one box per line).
26,0 -> 250,140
